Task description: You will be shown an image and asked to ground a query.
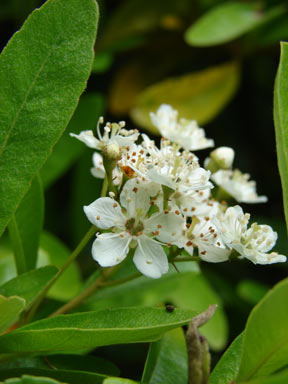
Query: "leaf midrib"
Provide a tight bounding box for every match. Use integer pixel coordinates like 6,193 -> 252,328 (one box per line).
244,334 -> 288,380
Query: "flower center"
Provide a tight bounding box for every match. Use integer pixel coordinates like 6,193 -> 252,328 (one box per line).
125,218 -> 144,236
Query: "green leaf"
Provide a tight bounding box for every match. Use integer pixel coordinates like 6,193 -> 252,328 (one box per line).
103,379 -> 138,384
131,62 -> 240,133
141,328 -> 188,384
37,233 -> 82,301
210,333 -> 243,384
47,355 -> 119,377
85,264 -> 228,351
274,42 -> 288,234
184,2 -> 283,46
0,370 -> 106,384
237,277 -> 288,380
0,0 -> 98,237
41,93 -> 104,189
0,355 -> 119,378
0,266 -> 58,310
0,237 -> 17,286
8,174 -> 44,274
0,307 -> 197,356
237,280 -> 269,305
0,295 -> 25,334
239,369 -> 288,384
0,375 -> 67,384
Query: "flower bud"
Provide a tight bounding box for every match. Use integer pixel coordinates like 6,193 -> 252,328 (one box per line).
205,146 -> 234,173
103,142 -> 120,161
211,147 -> 234,169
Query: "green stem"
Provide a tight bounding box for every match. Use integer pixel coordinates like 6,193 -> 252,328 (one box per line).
49,265 -> 119,317
162,185 -> 174,210
101,175 -> 108,197
25,225 -> 97,323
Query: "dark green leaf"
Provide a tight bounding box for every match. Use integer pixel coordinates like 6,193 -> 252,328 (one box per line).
0,266 -> 58,309
210,333 -> 243,384
0,307 -> 197,356
8,174 -> 44,274
274,42 -> 288,234
237,277 -> 288,380
0,295 -> 25,333
0,0 -> 98,236
141,328 -> 188,384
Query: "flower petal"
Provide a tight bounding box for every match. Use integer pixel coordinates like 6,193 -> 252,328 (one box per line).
92,233 -> 130,266
146,168 -> 175,190
120,179 -> 151,218
198,243 -> 230,263
145,212 -> 184,243
133,237 -> 169,278
84,197 -> 125,229
70,130 -> 100,149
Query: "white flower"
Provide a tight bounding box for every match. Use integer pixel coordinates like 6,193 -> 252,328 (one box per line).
150,104 -> 214,151
213,206 -> 250,248
214,206 -> 286,265
91,152 -> 122,186
70,117 -> 139,152
171,188 -> 219,218
212,169 -> 268,204
175,217 -> 230,263
140,134 -> 212,193
234,224 -> 286,265
84,180 -> 184,278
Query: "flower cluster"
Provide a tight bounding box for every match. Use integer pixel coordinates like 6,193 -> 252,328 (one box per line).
71,105 -> 286,278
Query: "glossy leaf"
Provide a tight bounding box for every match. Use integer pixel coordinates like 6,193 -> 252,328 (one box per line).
185,3 -> 283,46
0,0 -> 98,236
0,266 -> 58,309
37,233 -> 82,301
274,42 -> 288,233
0,295 -> 25,333
85,264 -> 228,350
237,277 -> 288,380
8,175 -> 44,274
141,328 -> 188,384
0,307 -> 197,356
41,93 -> 104,189
210,333 -> 243,384
131,62 -> 240,133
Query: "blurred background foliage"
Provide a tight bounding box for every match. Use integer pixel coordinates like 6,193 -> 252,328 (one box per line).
1,0 -> 288,379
